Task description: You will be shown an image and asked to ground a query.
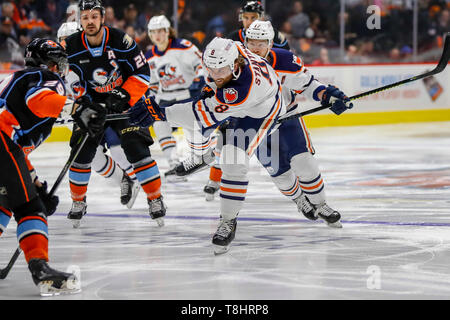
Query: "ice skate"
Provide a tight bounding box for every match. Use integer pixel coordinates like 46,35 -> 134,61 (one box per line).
164,159 -> 188,182
148,196 -> 166,227
204,179 -> 220,201
67,198 -> 87,228
170,150 -> 215,177
316,203 -> 343,228
28,259 -> 81,297
212,218 -> 237,255
293,193 -> 318,221
120,172 -> 140,209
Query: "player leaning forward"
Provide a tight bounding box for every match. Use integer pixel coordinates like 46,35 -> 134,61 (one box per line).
0,38 -> 105,295
65,0 -> 166,227
130,38 -> 352,254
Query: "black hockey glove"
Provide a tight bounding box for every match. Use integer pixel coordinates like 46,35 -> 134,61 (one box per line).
105,87 -> 131,113
195,85 -> 215,102
36,181 -> 59,217
72,97 -> 106,138
129,96 -> 165,128
321,85 -> 353,115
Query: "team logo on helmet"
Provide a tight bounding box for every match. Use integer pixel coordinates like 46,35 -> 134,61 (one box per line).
224,88 -> 238,103
45,40 -> 59,48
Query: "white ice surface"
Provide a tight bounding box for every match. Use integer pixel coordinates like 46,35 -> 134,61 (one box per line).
1,122 -> 450,300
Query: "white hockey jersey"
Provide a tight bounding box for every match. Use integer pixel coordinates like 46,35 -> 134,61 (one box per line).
165,42 -> 285,130
145,38 -> 204,103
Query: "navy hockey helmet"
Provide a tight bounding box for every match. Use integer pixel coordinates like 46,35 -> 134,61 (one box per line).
78,0 -> 105,16
239,1 -> 264,20
25,38 -> 69,76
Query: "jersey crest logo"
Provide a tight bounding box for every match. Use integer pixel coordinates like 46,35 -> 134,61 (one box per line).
93,68 -> 109,85
158,64 -> 186,88
224,88 -> 238,104
293,55 -> 303,67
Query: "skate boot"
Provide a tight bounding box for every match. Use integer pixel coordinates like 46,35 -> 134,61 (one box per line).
293,193 -> 318,221
164,159 -> 188,182
148,196 -> 166,227
28,259 -> 81,297
120,171 -> 140,209
212,218 -> 237,255
168,150 -> 215,177
316,203 -> 342,228
67,197 -> 87,229
204,179 -> 220,201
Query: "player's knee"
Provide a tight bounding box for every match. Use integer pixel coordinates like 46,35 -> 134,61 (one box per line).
220,145 -> 249,177
11,196 -> 46,223
291,152 -> 320,179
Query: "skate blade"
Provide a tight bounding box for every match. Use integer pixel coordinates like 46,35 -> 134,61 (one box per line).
154,217 -> 165,227
126,184 -> 141,209
213,244 -> 230,256
326,221 -> 343,228
205,193 -> 215,201
38,279 -> 82,297
71,220 -> 81,229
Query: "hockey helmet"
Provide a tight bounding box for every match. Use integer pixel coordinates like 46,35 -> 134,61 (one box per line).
78,0 -> 105,16
246,20 -> 274,42
203,37 -> 239,78
239,1 -> 264,21
25,38 -> 69,76
147,15 -> 171,32
57,22 -> 81,42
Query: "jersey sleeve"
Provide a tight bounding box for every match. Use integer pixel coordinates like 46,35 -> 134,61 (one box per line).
188,43 -> 205,78
115,33 -> 152,106
25,73 -> 69,119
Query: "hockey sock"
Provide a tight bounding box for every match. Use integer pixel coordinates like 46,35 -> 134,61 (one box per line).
291,153 -> 326,204
69,164 -> 91,201
270,170 -> 302,201
299,174 -> 325,205
17,215 -> 48,263
0,207 -> 12,236
219,178 -> 248,220
92,146 -> 122,186
109,145 -> 137,181
153,121 -> 178,161
131,159 -> 161,200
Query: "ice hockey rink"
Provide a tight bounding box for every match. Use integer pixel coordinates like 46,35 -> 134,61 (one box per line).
1,121 -> 450,300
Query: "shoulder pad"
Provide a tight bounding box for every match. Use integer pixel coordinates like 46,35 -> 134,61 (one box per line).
270,48 -> 303,73
170,38 -> 193,50
215,65 -> 252,105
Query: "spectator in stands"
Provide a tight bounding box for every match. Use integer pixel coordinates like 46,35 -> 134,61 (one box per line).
37,0 -> 66,31
288,1 -> 310,39
343,44 -> 362,64
105,6 -> 122,29
0,16 -> 24,69
311,47 -> 331,65
121,3 -> 147,33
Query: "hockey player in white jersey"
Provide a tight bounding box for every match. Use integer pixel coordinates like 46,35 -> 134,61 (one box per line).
145,15 -> 207,178
243,20 -> 353,227
130,37 -> 285,254
57,21 -> 140,209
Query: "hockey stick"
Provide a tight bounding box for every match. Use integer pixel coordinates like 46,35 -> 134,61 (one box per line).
55,113 -> 130,125
0,113 -> 128,280
277,32 -> 450,124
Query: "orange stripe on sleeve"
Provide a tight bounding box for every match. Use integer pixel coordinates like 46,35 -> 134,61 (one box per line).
27,90 -> 67,118
122,76 -> 150,107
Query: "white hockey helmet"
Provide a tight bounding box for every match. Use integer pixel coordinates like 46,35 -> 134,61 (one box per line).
203,37 -> 239,78
246,20 -> 274,42
57,22 -> 81,42
147,15 -> 171,32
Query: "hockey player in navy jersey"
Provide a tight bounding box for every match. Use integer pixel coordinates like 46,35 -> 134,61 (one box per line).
244,20 -> 352,227
0,38 -> 105,295
145,15 -> 206,180
58,21 -> 140,209
64,0 -> 166,228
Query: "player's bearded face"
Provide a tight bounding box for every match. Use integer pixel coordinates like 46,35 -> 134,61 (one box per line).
246,39 -> 270,58
207,65 -> 233,88
80,10 -> 104,36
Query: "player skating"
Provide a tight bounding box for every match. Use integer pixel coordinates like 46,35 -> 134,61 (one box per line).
0,38 -> 105,295
245,20 -> 351,227
145,15 -> 207,181
58,21 -> 140,209
129,36 -> 352,254
65,0 -> 166,228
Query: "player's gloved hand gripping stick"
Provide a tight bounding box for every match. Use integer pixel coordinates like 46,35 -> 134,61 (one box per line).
278,32 -> 450,123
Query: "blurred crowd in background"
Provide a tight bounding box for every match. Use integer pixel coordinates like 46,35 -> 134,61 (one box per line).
0,0 -> 449,70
